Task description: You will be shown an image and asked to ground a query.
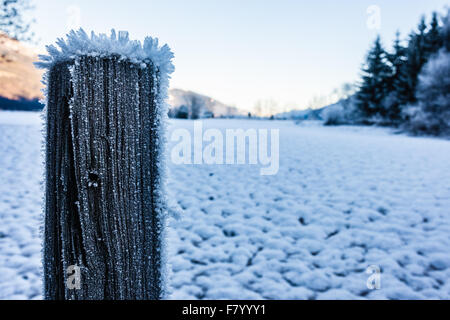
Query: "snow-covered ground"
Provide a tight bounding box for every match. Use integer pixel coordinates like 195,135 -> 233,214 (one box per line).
1,111 -> 450,300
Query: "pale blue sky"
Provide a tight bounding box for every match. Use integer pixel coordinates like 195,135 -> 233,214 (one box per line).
32,0 -> 448,112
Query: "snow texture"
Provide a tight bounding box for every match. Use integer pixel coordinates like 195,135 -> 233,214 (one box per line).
1,114 -> 450,300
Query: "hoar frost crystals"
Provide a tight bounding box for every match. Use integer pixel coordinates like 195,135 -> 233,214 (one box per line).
36,29 -> 174,300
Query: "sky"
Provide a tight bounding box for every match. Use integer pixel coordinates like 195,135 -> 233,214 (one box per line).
30,0 -> 449,113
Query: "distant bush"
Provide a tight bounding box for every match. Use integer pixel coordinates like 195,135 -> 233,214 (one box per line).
172,105 -> 189,119
168,93 -> 205,119
323,97 -> 361,126
323,104 -> 346,125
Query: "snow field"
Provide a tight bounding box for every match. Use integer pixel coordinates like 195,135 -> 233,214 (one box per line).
1,112 -> 450,299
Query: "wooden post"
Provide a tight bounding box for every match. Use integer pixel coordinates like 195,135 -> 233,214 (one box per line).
39,30 -> 173,300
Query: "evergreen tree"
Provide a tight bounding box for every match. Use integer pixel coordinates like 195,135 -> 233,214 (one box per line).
425,12 -> 443,57
383,31 -> 408,122
417,16 -> 428,65
356,36 -> 392,120
442,9 -> 450,52
404,17 -> 428,103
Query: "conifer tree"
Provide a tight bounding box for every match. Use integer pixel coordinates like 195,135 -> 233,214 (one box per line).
356,36 -> 392,120
404,16 -> 428,103
417,16 -> 428,65
383,31 -> 408,122
442,9 -> 450,52
425,12 -> 443,57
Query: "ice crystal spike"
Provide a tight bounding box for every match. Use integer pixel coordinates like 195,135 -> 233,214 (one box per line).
35,28 -> 174,79
118,31 -> 129,44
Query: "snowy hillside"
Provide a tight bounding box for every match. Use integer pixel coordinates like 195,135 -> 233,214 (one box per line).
169,89 -> 243,118
0,33 -> 239,116
1,111 -> 450,299
0,33 -> 44,101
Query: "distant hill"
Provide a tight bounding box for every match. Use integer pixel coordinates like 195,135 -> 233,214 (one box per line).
0,96 -> 42,111
0,33 -> 242,116
0,32 -> 44,111
168,89 -> 243,118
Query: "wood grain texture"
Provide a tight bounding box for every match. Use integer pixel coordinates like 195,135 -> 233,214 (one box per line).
44,56 -> 164,300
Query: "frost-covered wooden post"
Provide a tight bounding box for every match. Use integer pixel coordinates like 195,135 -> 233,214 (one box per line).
36,30 -> 174,300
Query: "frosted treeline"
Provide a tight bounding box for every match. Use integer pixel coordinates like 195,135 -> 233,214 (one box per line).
404,50 -> 450,135
322,10 -> 450,136
36,29 -> 174,299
